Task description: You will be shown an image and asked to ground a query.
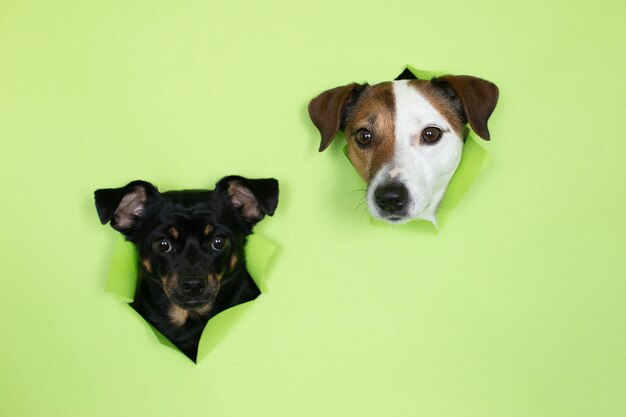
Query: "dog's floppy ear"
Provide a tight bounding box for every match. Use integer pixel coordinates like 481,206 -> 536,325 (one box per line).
94,180 -> 159,235
308,83 -> 364,152
217,176 -> 279,225
432,75 -> 499,140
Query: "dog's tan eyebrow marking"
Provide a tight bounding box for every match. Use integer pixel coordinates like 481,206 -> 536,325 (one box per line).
203,224 -> 213,236
141,258 -> 153,273
168,227 -> 179,239
167,304 -> 189,327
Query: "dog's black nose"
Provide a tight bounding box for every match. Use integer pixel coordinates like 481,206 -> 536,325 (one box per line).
374,184 -> 408,212
181,278 -> 206,296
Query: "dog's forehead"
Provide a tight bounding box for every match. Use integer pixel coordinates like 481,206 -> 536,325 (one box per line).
161,189 -> 214,204
150,189 -> 234,228
346,82 -> 395,124
397,80 -> 465,134
348,80 -> 463,133
395,80 -> 443,120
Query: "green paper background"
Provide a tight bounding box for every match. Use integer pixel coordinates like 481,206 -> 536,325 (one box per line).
1,0 -> 625,416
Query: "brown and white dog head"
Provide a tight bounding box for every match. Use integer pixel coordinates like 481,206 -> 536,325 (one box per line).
308,69 -> 499,225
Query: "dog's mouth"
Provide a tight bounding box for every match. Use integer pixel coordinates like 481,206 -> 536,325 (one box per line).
373,206 -> 437,225
169,289 -> 218,310
383,215 -> 409,223
175,298 -> 214,310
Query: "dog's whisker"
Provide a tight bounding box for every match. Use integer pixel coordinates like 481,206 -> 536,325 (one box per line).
347,187 -> 367,196
354,196 -> 368,213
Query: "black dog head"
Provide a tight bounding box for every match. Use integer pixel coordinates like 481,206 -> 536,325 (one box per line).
95,176 -> 279,310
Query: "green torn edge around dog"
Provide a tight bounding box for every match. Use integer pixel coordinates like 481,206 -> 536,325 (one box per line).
342,65 -> 491,228
105,233 -> 276,363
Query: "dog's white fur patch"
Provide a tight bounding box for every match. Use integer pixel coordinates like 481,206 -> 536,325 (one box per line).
366,81 -> 463,225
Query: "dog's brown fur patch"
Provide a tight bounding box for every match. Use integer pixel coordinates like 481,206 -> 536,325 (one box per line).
344,82 -> 396,181
203,224 -> 213,236
141,258 -> 153,273
168,227 -> 179,239
412,80 -> 466,138
168,304 -> 189,327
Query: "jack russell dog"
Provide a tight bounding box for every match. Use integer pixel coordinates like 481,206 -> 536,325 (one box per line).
308,68 -> 499,225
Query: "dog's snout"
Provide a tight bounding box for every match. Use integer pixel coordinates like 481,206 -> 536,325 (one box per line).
374,183 -> 408,212
180,278 -> 206,296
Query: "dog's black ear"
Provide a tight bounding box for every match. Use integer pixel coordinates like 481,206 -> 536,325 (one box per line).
217,176 -> 279,225
431,75 -> 499,140
308,83 -> 365,152
395,67 -> 417,80
94,180 -> 159,235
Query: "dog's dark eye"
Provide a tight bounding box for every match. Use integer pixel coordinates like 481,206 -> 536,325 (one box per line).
421,127 -> 442,143
354,128 -> 373,146
211,235 -> 229,251
153,238 -> 172,254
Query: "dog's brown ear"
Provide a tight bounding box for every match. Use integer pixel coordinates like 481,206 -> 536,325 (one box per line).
216,176 -> 279,226
432,75 -> 499,140
308,83 -> 363,152
94,181 -> 159,235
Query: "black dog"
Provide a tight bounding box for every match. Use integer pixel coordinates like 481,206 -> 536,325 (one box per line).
94,176 -> 279,361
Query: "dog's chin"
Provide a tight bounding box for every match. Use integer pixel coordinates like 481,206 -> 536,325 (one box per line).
378,214 -> 412,224
368,204 -> 438,226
